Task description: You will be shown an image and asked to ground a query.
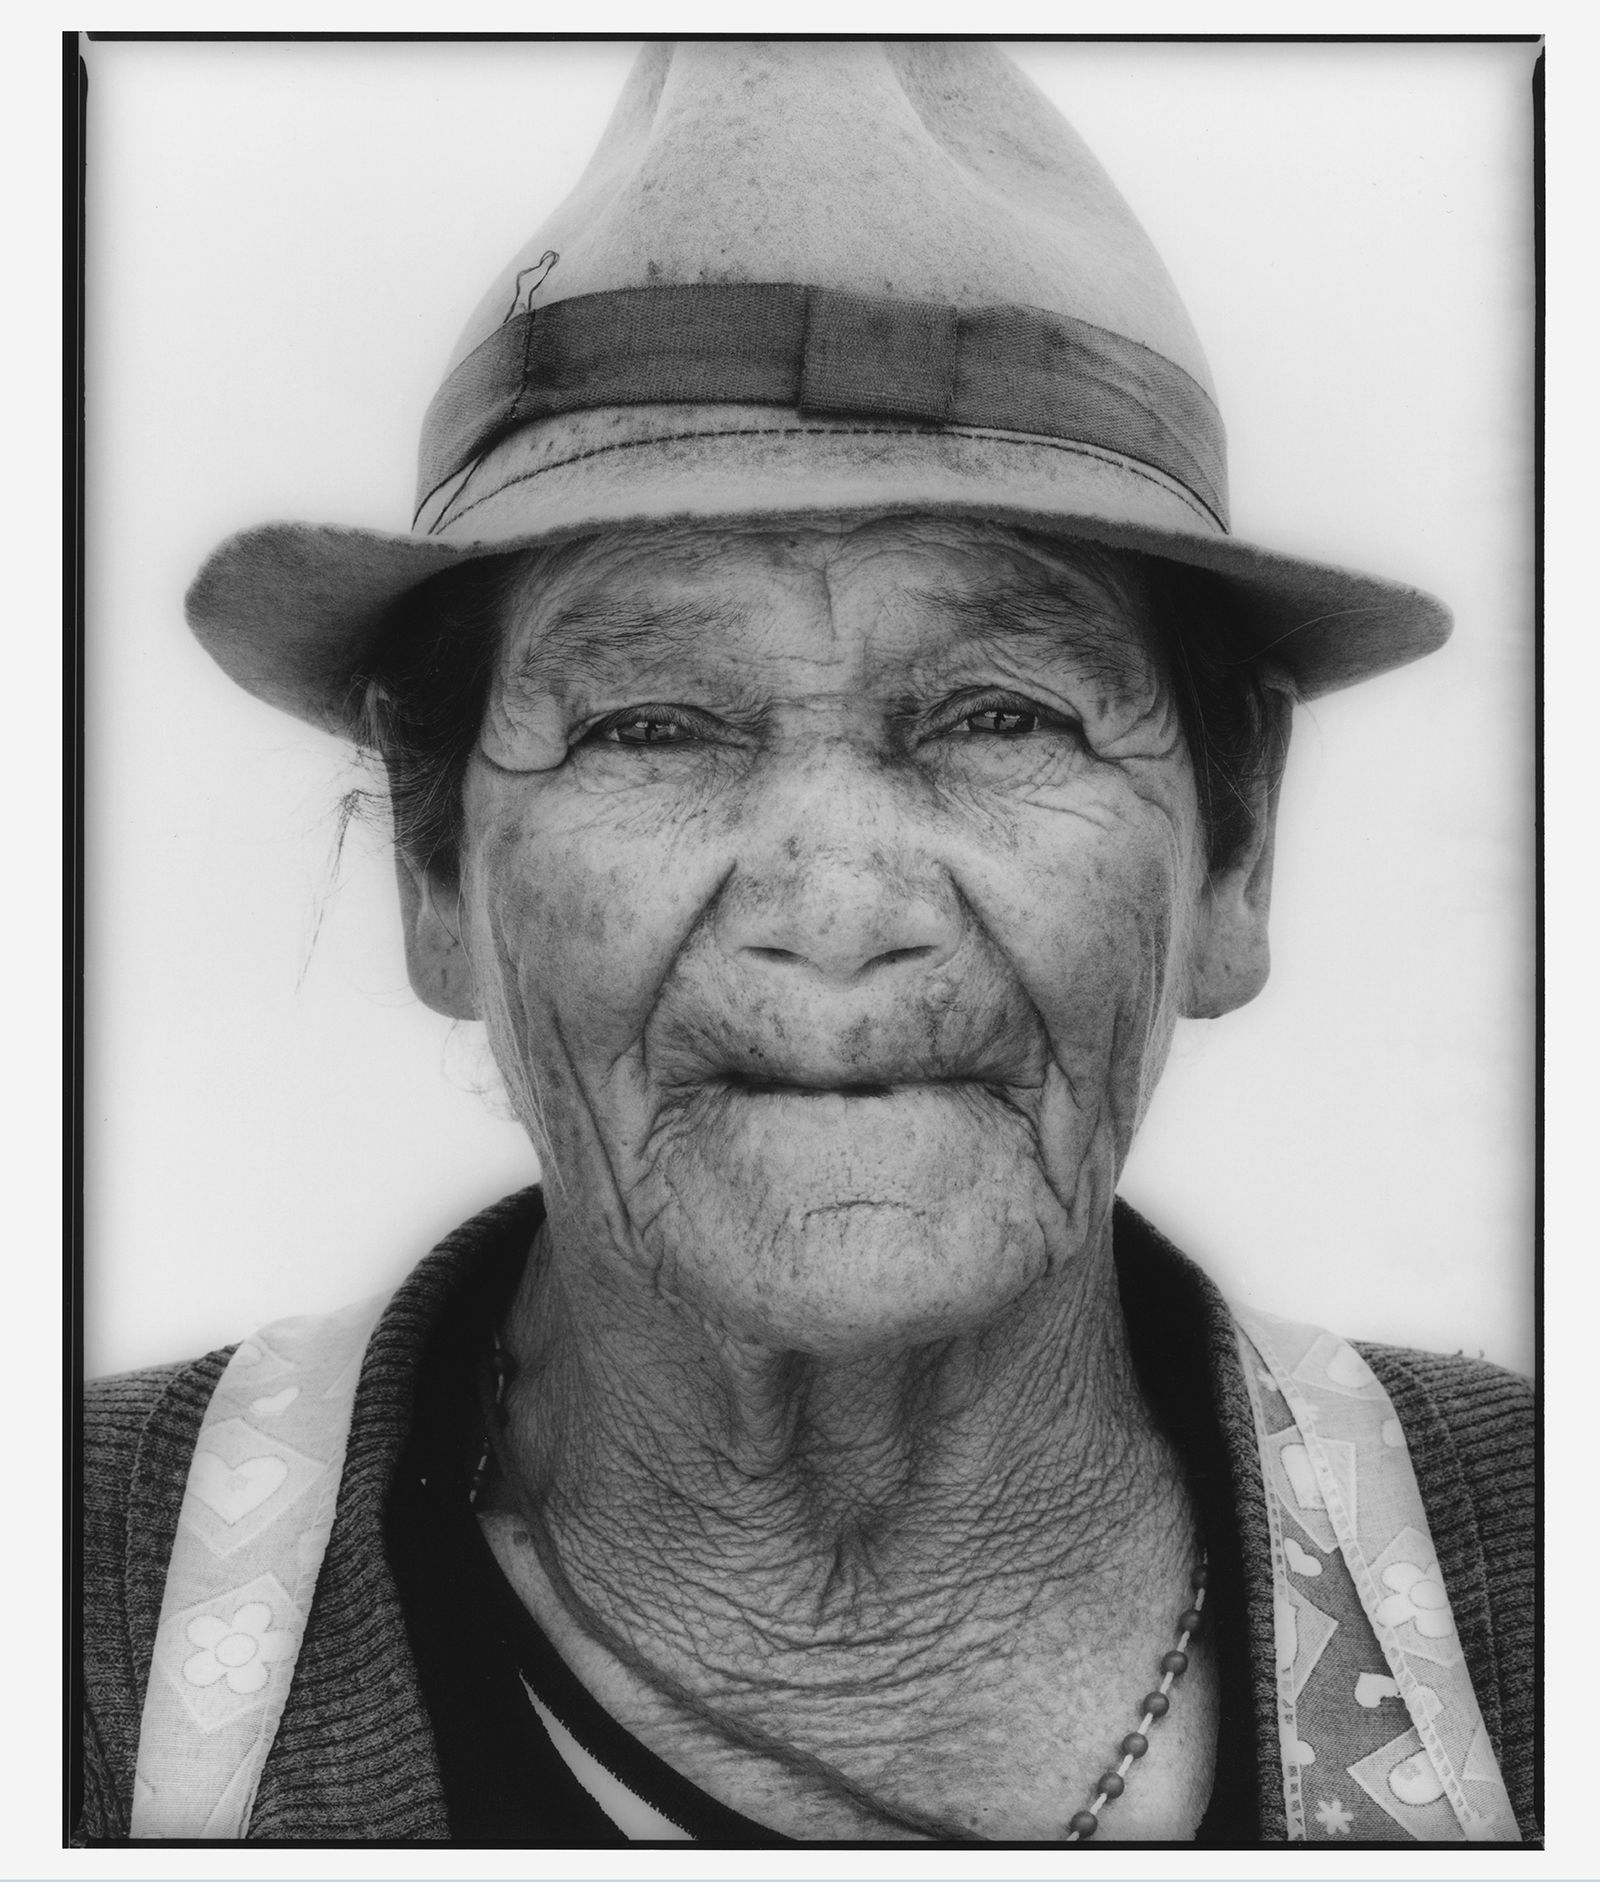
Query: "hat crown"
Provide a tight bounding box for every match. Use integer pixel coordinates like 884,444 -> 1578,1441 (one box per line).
186,39 -> 1451,736
445,41 -> 1212,394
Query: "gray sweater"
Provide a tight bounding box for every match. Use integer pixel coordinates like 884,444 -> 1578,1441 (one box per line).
78,1191 -> 1539,1842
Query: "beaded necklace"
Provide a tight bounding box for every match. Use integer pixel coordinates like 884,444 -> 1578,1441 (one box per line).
1063,1559 -> 1208,1840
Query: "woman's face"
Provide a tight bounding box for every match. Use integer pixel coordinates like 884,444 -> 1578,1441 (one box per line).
415,518 -> 1273,1355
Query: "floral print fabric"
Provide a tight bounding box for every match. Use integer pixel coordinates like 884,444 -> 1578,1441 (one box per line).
129,1293 -> 390,1839
1236,1310 -> 1520,1842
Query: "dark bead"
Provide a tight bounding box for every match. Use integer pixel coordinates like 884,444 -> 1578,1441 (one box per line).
1161,1649 -> 1189,1676
1143,1692 -> 1170,1719
1097,1772 -> 1125,1800
1177,1608 -> 1204,1636
1191,1563 -> 1210,1590
1068,1811 -> 1099,1838
1122,1731 -> 1149,1758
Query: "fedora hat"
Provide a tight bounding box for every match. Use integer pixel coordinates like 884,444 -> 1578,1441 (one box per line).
186,40 -> 1450,736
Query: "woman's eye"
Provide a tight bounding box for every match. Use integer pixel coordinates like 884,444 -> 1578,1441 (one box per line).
595,713 -> 693,746
958,706 -> 1041,737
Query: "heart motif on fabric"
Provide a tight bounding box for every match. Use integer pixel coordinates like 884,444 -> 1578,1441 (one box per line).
1355,1672 -> 1400,1708
250,1387 -> 298,1417
1285,1538 -> 1323,1577
190,1450 -> 287,1524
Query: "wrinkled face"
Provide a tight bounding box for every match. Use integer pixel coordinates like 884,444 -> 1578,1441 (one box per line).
424,518 -> 1268,1356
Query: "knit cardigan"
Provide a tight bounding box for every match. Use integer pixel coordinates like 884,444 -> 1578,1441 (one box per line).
78,1191 -> 1539,1843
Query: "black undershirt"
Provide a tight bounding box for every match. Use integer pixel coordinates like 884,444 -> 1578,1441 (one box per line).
386,1196 -> 1259,1846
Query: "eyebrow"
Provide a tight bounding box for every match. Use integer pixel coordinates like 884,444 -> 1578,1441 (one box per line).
920,575 -> 1160,697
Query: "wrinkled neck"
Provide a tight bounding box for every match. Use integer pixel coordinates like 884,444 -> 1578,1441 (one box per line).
491,1205 -> 1188,1654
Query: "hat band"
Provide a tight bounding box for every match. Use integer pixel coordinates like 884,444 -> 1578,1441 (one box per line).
418,283 -> 1229,530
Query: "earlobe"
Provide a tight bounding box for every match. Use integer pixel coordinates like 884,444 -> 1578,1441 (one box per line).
1181,817 -> 1277,1019
1180,696 -> 1292,1021
395,854 -> 479,1020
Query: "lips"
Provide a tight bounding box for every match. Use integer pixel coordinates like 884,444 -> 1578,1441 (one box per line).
646,990 -> 1048,1099
712,1082 -> 928,1131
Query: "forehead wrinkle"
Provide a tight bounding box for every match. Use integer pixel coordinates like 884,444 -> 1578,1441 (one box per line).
504,594 -> 748,695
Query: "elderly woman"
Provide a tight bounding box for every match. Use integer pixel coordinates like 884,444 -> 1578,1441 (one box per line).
81,43 -> 1534,1845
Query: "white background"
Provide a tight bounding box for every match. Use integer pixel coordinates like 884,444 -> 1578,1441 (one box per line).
26,9 -> 1595,1880
85,37 -> 1536,1380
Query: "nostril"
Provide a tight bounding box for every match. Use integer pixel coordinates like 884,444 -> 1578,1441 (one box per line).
870,945 -> 937,970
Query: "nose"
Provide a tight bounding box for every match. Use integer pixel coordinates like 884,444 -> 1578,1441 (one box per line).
714,764 -> 962,986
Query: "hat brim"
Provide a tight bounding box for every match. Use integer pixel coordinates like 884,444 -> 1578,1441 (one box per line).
187,411 -> 1450,737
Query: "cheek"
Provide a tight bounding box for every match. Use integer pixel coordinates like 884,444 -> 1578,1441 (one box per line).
460,783 -> 712,1073
977,800 -> 1198,1066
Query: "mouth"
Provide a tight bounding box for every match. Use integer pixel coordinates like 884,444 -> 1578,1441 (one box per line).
710,1073 -> 1036,1122
646,997 -> 1052,1104
720,1074 -> 902,1099
646,1058 -> 1035,1139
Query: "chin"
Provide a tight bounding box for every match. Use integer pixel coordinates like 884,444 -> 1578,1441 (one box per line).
634,1090 -> 1061,1356
721,1203 -> 1052,1359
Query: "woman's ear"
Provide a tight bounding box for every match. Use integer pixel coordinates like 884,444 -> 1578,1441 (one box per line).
395,854 -> 479,1019
1180,694 -> 1292,1021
